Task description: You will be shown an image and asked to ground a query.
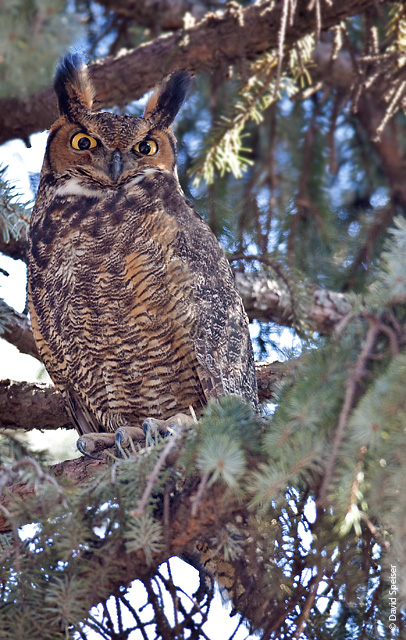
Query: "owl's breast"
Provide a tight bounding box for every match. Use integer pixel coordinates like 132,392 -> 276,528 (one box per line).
28,187 -> 206,430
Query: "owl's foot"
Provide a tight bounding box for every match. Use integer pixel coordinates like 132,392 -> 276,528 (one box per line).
114,426 -> 146,456
77,432 -> 117,458
77,427 -> 146,458
77,414 -> 195,458
142,413 -> 195,442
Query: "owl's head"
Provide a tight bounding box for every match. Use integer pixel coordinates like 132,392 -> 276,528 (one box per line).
44,53 -> 191,189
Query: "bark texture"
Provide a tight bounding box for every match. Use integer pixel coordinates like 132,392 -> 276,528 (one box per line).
97,0 -> 208,29
0,379 -> 70,431
235,272 -> 352,332
0,232 -> 27,262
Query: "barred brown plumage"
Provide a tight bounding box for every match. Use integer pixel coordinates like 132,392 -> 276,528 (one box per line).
27,53 -> 258,455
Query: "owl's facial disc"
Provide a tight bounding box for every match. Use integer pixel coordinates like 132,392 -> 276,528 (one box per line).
45,111 -> 178,192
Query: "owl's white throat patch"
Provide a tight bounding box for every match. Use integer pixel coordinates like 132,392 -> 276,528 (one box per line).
55,177 -> 103,199
54,168 -> 159,199
126,168 -> 158,188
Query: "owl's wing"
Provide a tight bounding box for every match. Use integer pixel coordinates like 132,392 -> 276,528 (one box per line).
192,283 -> 258,410
64,388 -> 101,435
28,279 -> 102,434
172,196 -> 258,411
196,304 -> 258,406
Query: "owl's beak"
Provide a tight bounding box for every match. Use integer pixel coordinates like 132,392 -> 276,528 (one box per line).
109,149 -> 123,183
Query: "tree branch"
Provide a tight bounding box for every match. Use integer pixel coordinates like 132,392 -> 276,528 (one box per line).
0,232 -> 27,263
255,359 -> 295,402
0,270 -> 352,360
0,379 -> 70,431
96,0 -> 208,30
0,299 -> 40,360
0,454 -> 264,628
0,450 -> 282,631
0,0 -> 383,145
0,243 -> 352,365
235,272 -> 352,333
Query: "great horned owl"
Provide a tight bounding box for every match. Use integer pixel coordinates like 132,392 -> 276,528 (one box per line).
28,54 -> 258,455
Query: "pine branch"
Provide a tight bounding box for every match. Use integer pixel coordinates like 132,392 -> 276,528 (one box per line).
0,454 -> 243,613
313,40 -> 406,214
0,165 -> 30,258
0,454 -> 112,534
0,441 -> 311,635
0,0 -> 384,145
0,272 -> 353,361
256,359 -> 295,401
0,232 -> 27,262
317,317 -> 381,507
0,227 -> 353,343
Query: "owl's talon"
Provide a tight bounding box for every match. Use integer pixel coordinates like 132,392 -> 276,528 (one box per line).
115,429 -> 128,458
76,432 -> 117,457
142,413 -> 194,444
142,418 -> 167,445
112,426 -> 146,456
76,439 -> 101,460
142,418 -> 157,439
115,430 -> 123,457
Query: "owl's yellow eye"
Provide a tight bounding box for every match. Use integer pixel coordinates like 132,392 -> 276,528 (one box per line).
71,133 -> 98,151
133,139 -> 158,156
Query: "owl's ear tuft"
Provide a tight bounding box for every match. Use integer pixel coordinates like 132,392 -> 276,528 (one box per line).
144,70 -> 192,128
54,53 -> 95,119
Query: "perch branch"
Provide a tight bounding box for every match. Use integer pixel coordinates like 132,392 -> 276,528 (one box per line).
0,268 -> 353,364
0,379 -> 70,431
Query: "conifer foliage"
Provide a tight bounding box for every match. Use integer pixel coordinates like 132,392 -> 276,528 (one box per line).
1,1 -> 406,638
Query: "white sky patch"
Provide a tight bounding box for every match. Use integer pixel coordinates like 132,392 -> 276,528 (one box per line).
0,254 -> 27,313
0,133 -> 48,379
83,557 -> 258,640
0,131 -> 47,200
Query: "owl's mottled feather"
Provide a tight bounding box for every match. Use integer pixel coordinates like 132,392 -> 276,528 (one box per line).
28,55 -> 258,440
